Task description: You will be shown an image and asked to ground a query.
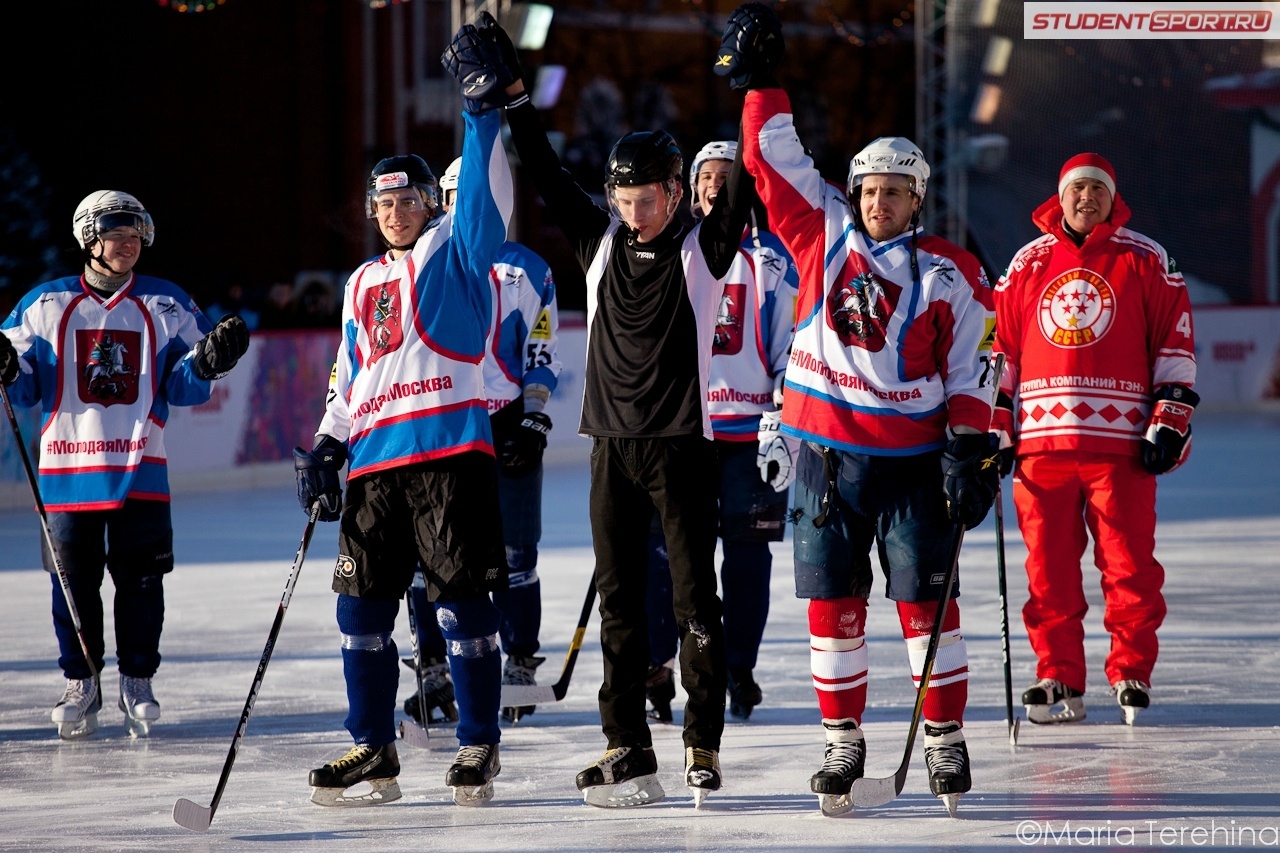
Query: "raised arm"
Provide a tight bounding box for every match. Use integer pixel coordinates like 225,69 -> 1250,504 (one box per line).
698,128 -> 758,279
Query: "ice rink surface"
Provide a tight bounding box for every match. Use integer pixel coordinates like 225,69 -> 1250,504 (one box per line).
1,413 -> 1278,851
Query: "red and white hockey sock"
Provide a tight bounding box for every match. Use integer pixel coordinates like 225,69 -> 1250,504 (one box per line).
809,597 -> 869,724
897,601 -> 967,726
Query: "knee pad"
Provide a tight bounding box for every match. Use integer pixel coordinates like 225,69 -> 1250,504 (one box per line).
504,545 -> 540,588
337,594 -> 398,651
435,597 -> 501,658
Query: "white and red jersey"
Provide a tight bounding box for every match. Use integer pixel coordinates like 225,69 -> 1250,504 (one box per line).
483,241 -> 561,412
994,195 -> 1196,457
1,274 -> 214,511
707,229 -> 799,441
742,89 -> 996,455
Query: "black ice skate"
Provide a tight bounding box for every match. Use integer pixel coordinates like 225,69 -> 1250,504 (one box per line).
645,663 -> 675,724
685,747 -> 721,808
118,675 -> 161,738
309,743 -> 402,806
810,719 -> 865,817
1023,677 -> 1086,724
923,721 -> 971,817
501,655 -> 545,724
52,676 -> 101,740
401,657 -> 458,725
576,746 -> 665,808
1112,679 -> 1150,726
446,744 -> 500,806
727,668 -> 762,720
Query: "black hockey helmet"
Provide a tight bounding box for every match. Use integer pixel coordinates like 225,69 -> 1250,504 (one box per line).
366,154 -> 439,219
605,131 -> 683,189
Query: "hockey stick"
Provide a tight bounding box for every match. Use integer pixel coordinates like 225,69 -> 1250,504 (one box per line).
500,570 -> 596,707
173,504 -> 321,832
398,583 -> 431,749
0,384 -> 100,687
994,479 -> 1020,747
851,525 -> 965,809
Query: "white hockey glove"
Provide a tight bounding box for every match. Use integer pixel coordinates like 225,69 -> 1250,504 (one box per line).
757,409 -> 801,492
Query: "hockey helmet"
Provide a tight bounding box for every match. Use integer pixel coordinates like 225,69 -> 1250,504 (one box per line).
366,154 -> 439,219
605,131 -> 683,190
689,140 -> 737,212
73,190 -> 154,249
439,157 -> 462,194
846,137 -> 929,202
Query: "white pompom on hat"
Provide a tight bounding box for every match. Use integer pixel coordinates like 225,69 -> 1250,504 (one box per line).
1058,153 -> 1116,199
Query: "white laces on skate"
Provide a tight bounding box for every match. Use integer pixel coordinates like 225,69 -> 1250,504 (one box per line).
820,739 -> 865,775
121,675 -> 157,706
925,742 -> 967,777
58,677 -> 98,708
454,744 -> 494,768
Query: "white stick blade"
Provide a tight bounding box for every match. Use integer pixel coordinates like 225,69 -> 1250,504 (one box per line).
500,684 -> 557,707
399,719 -> 431,749
851,775 -> 899,808
173,798 -> 212,832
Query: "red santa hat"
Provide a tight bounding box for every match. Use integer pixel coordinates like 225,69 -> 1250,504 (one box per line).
1058,153 -> 1116,199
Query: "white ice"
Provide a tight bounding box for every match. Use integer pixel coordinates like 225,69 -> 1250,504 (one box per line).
1,413 -> 1278,851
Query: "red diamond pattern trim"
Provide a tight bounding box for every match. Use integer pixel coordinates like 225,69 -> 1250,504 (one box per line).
1072,402 -> 1096,420
1029,405 -> 1047,422
1124,408 -> 1146,426
1098,404 -> 1121,423
1049,403 -> 1068,419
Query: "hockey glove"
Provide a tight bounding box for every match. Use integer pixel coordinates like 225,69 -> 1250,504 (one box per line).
990,389 -> 1016,477
757,409 -> 801,492
442,22 -> 518,113
294,435 -> 347,522
192,315 -> 250,381
500,411 -> 551,478
941,433 -> 1000,529
0,333 -> 20,386
1140,384 -> 1199,475
477,12 -> 526,89
715,2 -> 784,91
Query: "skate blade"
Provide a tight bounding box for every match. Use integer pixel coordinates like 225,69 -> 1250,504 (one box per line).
1121,705 -> 1140,726
56,712 -> 98,740
818,792 -> 854,817
172,797 -> 212,832
582,774 -> 666,808
1026,702 -> 1086,724
310,777 -> 402,807
940,793 -> 960,818
690,786 -> 714,809
399,719 -> 431,749
452,781 -> 494,806
125,716 -> 152,738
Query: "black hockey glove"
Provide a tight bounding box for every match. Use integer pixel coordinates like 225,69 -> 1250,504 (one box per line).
500,411 -> 551,478
477,12 -> 526,88
193,315 -> 250,381
0,333 -> 20,386
715,2 -> 784,91
294,435 -> 347,522
1140,384 -> 1199,475
442,21 -> 518,113
941,433 -> 1000,530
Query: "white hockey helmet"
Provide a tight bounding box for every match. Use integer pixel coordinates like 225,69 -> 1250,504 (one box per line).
846,137 -> 929,201
73,190 -> 154,249
689,140 -> 737,211
439,157 -> 462,194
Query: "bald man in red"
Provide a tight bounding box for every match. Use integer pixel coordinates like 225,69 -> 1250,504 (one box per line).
991,154 -> 1197,726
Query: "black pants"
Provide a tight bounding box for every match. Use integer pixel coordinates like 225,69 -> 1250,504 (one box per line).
590,435 -> 725,751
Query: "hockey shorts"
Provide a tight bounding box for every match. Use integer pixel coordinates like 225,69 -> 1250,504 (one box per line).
716,439 -> 788,542
791,443 -> 959,602
332,451 -> 508,602
42,498 -> 175,580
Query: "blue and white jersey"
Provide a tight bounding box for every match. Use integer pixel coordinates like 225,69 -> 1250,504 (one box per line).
707,229 -> 799,441
484,241 -> 561,411
2,274 -> 214,511
317,110 -> 514,479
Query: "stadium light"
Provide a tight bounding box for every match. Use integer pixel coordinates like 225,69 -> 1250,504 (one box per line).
532,65 -> 567,110
502,3 -> 555,51
983,36 -> 1013,76
971,84 -> 1002,124
974,0 -> 1000,27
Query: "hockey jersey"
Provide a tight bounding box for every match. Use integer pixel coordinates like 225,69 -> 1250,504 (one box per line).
707,229 -> 799,441
993,194 -> 1196,457
742,89 -> 996,456
484,241 -> 561,411
2,274 -> 214,511
317,110 -> 513,479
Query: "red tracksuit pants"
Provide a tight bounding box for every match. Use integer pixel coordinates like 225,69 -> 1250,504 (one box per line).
1013,451 -> 1166,692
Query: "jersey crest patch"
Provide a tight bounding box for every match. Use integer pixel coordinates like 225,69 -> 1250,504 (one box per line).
76,329 -> 140,406
530,309 -> 552,340
1038,268 -> 1116,348
827,271 -> 900,352
361,281 -> 404,365
714,284 -> 746,355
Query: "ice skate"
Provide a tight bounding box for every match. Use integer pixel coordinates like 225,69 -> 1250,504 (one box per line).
809,720 -> 865,817
645,662 -> 675,724
576,746 -> 665,808
924,721 -> 971,818
1023,677 -> 1086,724
401,657 -> 458,725
52,676 -> 101,740
685,746 -> 721,808
1112,679 -> 1150,726
446,743 -> 500,805
308,743 -> 402,806
501,655 -> 545,724
118,675 -> 161,738
727,668 -> 762,720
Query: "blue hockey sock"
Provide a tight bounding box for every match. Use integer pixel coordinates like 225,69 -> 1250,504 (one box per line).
435,597 -> 502,745
491,544 -> 541,658
721,540 -> 772,671
336,594 -> 400,746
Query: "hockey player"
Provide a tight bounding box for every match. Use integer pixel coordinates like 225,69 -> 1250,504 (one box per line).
404,156 -> 562,726
644,140 -> 799,723
991,154 -> 1197,727
481,14 -> 758,808
0,191 -> 249,740
295,23 -> 520,808
716,3 -> 999,816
